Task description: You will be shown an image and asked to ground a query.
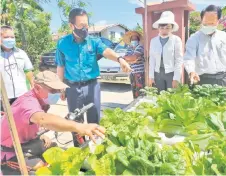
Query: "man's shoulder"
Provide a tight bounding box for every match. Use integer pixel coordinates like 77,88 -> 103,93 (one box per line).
57,34 -> 73,46
14,48 -> 27,55
14,90 -> 38,106
216,30 -> 226,38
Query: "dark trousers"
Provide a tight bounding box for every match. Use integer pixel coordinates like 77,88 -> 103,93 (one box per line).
65,79 -> 101,124
199,72 -> 226,86
1,138 -> 57,175
65,79 -> 101,147
130,72 -> 145,99
1,98 -> 17,112
154,67 -> 174,92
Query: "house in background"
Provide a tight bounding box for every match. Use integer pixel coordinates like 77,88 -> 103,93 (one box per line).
52,32 -> 67,41
89,24 -> 129,42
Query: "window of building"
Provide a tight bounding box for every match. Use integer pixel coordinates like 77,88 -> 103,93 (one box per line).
110,31 -> 115,40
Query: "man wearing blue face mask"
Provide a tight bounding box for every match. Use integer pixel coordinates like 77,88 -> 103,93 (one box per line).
0,25 -> 34,111
184,5 -> 226,86
123,31 -> 145,99
1,70 -> 106,175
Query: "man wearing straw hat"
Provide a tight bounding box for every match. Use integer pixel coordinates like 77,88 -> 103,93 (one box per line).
123,31 -> 145,99
149,11 -> 183,92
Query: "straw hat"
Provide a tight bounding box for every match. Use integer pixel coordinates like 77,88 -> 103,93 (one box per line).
153,11 -> 179,32
122,31 -> 143,45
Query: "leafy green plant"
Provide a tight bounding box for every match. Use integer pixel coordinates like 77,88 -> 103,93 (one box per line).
140,85 -> 226,136
36,147 -> 90,175
192,138 -> 226,175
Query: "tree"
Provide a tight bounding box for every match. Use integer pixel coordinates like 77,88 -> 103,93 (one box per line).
189,8 -> 226,35
189,11 -> 201,35
222,6 -> 226,16
57,0 -> 92,34
1,0 -> 55,69
133,23 -> 143,34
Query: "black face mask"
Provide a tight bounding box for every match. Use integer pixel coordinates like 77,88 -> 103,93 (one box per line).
73,26 -> 88,39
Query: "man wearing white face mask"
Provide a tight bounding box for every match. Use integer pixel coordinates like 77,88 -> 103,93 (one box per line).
0,25 -> 34,111
184,5 -> 226,86
149,11 -> 183,92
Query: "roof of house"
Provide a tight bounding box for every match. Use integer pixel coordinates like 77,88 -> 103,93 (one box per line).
88,24 -> 130,33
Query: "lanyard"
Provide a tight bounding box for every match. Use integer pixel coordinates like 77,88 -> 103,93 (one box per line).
3,51 -> 18,98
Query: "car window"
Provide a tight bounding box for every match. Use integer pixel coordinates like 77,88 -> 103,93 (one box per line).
100,38 -> 113,48
114,43 -> 128,53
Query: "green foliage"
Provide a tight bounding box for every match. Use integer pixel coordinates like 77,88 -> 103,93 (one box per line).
36,147 -> 90,175
133,23 -> 143,34
139,84 -> 226,137
192,138 -> 226,175
36,84 -> 226,175
1,0 -> 55,70
189,11 -> 201,35
222,6 -> 226,16
57,0 -> 91,34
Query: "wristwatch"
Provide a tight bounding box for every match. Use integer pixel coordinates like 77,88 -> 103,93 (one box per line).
117,56 -> 124,63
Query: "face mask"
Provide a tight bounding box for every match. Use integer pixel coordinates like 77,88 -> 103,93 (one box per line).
159,34 -> 170,38
200,25 -> 217,35
131,40 -> 139,47
2,38 -> 16,49
44,93 -> 60,105
73,26 -> 88,39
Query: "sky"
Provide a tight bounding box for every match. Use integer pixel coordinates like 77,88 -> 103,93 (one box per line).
41,0 -> 226,33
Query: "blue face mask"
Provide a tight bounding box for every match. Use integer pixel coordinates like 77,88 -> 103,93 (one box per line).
131,40 -> 139,47
2,38 -> 16,49
44,93 -> 61,105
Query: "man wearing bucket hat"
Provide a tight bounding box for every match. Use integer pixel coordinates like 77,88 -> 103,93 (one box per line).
184,5 -> 226,86
123,31 -> 145,99
1,71 -> 105,174
149,11 -> 183,92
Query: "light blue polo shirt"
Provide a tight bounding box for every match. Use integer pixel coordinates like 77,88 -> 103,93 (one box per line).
55,34 -> 107,82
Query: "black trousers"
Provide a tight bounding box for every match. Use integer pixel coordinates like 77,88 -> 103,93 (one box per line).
1,138 -> 57,175
199,72 -> 226,86
1,98 -> 17,112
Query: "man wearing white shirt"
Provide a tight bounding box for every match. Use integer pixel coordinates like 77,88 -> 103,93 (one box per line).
184,5 -> 226,86
0,26 -> 34,110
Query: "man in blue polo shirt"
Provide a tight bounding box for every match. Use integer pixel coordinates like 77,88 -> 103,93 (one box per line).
55,8 -> 131,129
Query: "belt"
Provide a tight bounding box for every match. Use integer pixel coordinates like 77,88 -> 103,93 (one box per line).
65,79 -> 96,86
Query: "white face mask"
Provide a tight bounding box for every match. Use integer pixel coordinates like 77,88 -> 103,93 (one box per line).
200,25 -> 217,35
159,34 -> 171,38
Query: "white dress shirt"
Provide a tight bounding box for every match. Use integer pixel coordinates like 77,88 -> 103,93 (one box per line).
184,30 -> 226,75
0,48 -> 33,99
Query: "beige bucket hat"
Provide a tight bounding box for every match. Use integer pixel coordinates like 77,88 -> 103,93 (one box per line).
153,11 -> 179,32
35,71 -> 69,90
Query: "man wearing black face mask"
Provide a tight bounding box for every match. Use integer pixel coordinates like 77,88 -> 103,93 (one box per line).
55,8 -> 131,142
